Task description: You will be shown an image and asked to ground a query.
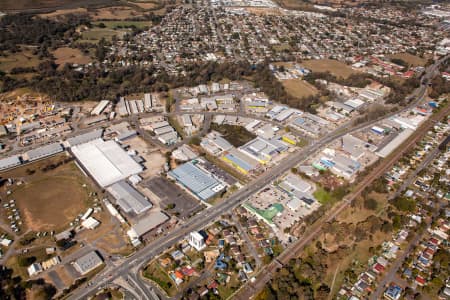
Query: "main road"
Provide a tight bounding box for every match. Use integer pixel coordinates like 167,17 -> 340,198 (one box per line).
67,55 -> 448,300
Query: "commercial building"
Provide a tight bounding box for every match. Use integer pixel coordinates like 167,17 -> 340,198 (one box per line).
28,263 -> 43,276
81,217 -> 100,230
279,174 -> 312,193
127,211 -> 169,241
73,251 -> 103,275
168,161 -> 225,201
158,131 -> 179,145
222,148 -> 259,174
376,128 -> 414,158
71,139 -> 143,187
66,129 -> 104,148
239,137 -> 287,164
188,231 -> 206,251
200,131 -> 233,155
91,100 -> 110,116
0,155 -> 21,171
341,134 -> 373,160
172,144 -> 198,162
107,180 -> 152,215
22,143 -> 64,162
330,153 -> 361,179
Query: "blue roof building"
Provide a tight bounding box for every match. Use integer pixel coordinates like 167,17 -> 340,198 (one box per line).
168,161 -> 225,201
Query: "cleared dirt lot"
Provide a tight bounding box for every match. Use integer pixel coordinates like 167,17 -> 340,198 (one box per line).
39,8 -> 88,18
282,78 -> 319,98
302,59 -> 360,79
52,47 -> 92,68
0,155 -> 91,232
121,137 -> 165,178
388,52 -> 427,67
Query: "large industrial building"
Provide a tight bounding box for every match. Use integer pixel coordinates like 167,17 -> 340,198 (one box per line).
73,251 -> 103,275
168,161 -> 226,201
0,155 -> 21,171
376,128 -> 415,158
222,148 -> 259,174
71,139 -> 143,187
107,180 -> 152,215
22,142 -> 64,162
66,129 -> 104,148
239,136 -> 287,164
127,211 -> 169,244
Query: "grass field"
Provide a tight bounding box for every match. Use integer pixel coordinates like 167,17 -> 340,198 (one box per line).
0,51 -> 41,73
302,59 -> 360,79
388,52 -> 427,67
282,78 -> 318,98
93,20 -> 152,29
81,28 -> 127,41
52,47 -> 92,67
1,155 -> 91,232
143,261 -> 176,296
312,186 -> 333,205
90,6 -> 145,20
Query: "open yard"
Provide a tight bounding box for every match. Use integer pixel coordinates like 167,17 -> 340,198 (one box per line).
273,0 -> 311,10
0,155 -> 92,232
282,78 -> 318,98
90,6 -> 145,20
210,124 -> 256,147
143,261 -> 176,296
1,0 -> 120,11
93,20 -> 152,29
0,50 -> 41,73
81,28 -> 127,42
128,0 -> 162,9
302,59 -> 360,79
52,47 -> 92,67
388,52 -> 427,67
38,8 -> 88,18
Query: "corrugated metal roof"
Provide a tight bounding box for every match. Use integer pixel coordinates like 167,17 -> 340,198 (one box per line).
25,143 -> 63,161
131,211 -> 169,237
107,180 -> 152,215
168,161 -> 223,201
66,129 -> 103,147
0,155 -> 21,170
72,139 -> 142,187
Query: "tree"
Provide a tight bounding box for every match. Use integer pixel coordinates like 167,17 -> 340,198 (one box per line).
364,198 -> 378,210
17,256 -> 36,267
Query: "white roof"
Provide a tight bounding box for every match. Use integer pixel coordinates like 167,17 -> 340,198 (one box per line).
0,155 -> 21,170
71,139 -> 143,187
376,129 -> 414,158
130,211 -> 169,237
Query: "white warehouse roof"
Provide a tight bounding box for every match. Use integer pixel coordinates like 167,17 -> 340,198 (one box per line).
71,139 -> 143,187
0,155 -> 21,171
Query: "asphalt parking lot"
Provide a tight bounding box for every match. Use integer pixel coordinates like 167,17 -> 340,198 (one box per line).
144,177 -> 204,219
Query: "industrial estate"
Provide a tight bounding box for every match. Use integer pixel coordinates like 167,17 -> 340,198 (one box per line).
0,1 -> 449,300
